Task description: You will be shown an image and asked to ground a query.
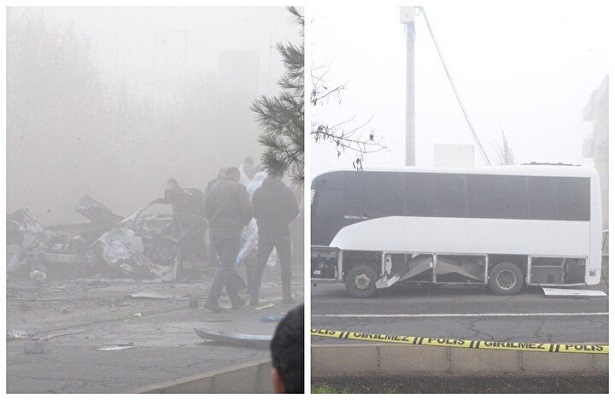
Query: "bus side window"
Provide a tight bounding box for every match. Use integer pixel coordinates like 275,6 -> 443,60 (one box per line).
528,176 -> 590,221
557,177 -> 590,221
313,188 -> 342,218
405,173 -> 466,218
468,175 -> 528,219
345,172 -> 403,218
312,187 -> 344,246
529,176 -> 559,220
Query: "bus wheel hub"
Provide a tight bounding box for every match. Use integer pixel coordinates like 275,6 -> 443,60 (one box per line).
498,270 -> 516,288
354,274 -> 371,290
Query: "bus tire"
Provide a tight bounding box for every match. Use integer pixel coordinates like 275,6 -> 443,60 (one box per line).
488,262 -> 524,295
345,264 -> 379,298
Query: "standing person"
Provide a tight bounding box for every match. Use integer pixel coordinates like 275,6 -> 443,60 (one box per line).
239,156 -> 255,186
236,169 -> 269,285
249,174 -> 299,305
204,167 -> 252,312
152,178 -> 207,266
270,303 -> 304,394
235,218 -> 258,285
204,168 -> 226,268
245,169 -> 267,198
250,171 -> 278,270
204,168 -> 226,202
152,178 -> 185,212
290,185 -> 304,264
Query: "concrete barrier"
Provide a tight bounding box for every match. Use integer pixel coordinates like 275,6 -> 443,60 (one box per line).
311,344 -> 608,376
131,358 -> 274,394
131,345 -> 607,393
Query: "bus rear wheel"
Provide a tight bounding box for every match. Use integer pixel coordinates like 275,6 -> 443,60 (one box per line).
345,264 -> 378,298
489,262 -> 524,295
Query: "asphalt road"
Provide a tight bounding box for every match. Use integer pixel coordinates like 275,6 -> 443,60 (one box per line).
6,263 -> 305,394
311,281 -> 609,345
311,279 -> 609,394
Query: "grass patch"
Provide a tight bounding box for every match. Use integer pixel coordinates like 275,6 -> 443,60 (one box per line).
311,384 -> 353,394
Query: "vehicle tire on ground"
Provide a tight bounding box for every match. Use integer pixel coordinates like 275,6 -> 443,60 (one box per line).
345,264 -> 379,298
488,262 -> 524,295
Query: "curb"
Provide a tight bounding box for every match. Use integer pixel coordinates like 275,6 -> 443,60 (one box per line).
130,358 -> 273,394
311,344 -> 608,376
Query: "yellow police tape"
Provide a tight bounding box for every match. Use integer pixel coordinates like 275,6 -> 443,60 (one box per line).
311,328 -> 608,355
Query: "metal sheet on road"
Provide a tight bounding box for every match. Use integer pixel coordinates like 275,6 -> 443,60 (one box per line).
542,288 -> 607,297
194,328 -> 272,349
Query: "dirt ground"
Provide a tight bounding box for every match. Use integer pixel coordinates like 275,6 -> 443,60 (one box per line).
311,373 -> 609,394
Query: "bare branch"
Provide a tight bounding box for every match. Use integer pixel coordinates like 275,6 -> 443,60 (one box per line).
309,49 -> 387,168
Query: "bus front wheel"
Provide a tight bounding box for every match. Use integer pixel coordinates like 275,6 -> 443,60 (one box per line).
345,264 -> 378,298
488,262 -> 524,295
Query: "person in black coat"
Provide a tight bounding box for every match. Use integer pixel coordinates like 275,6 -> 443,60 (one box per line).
152,178 -> 208,264
249,175 -> 299,304
203,167 -> 253,311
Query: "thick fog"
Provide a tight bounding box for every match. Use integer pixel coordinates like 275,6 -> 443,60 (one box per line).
309,1 -> 609,176
7,7 -> 299,226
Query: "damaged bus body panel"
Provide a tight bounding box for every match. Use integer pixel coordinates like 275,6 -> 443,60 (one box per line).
311,165 -> 602,297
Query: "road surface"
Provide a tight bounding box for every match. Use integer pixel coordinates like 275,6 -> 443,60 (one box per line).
6,263 -> 304,394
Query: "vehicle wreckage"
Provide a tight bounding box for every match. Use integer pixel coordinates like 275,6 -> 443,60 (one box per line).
7,195 -> 208,282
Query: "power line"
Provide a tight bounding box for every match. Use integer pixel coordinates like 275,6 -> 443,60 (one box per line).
419,7 -> 492,166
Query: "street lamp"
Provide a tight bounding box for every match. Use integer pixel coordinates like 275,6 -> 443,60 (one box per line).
400,6 -> 421,166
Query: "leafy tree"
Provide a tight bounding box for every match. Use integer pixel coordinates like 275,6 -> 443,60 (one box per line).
252,7 -> 387,183
252,6 -> 305,183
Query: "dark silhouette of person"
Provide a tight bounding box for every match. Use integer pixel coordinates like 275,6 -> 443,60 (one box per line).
152,178 -> 207,264
249,174 -> 299,305
239,156 -> 255,186
204,167 -> 252,311
270,303 -> 304,394
204,168 -> 226,267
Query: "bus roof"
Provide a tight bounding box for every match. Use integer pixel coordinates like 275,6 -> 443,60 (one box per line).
313,164 -> 598,181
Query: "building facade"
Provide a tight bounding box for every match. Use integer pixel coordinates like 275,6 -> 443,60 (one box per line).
582,75 -> 609,230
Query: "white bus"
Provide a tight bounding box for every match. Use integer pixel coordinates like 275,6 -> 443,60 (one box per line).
311,164 -> 602,297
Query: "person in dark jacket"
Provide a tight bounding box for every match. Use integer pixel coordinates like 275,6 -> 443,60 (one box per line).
249,175 -> 299,305
152,179 -> 185,212
204,168 -> 226,203
270,303 -> 304,393
204,168 -> 226,268
204,167 -> 253,311
151,178 -> 207,264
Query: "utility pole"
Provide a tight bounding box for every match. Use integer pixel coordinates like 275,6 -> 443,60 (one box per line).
400,7 -> 418,166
